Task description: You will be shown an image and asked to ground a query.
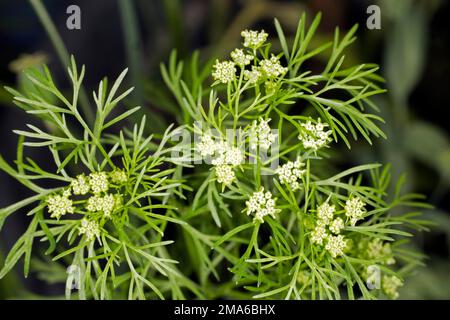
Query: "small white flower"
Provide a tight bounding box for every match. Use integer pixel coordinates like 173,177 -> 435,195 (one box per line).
259,54 -> 287,78
298,118 -> 332,151
212,60 -> 236,83
89,172 -> 109,194
79,218 -> 100,241
71,174 -> 90,195
215,165 -> 235,186
345,196 -> 366,226
243,66 -> 261,84
311,225 -> 328,245
316,202 -> 335,225
231,48 -> 253,66
325,234 -> 347,258
47,194 -> 74,219
382,275 -> 403,299
241,29 -> 268,49
276,158 -> 305,191
246,188 -> 280,223
329,218 -> 344,234
249,118 -> 276,151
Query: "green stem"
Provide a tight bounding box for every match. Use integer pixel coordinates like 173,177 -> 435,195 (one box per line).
233,67 -> 244,135
117,0 -> 144,106
28,0 -> 94,123
162,0 -> 186,55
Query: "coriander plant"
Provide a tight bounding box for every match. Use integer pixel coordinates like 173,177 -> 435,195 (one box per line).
0,14 -> 430,300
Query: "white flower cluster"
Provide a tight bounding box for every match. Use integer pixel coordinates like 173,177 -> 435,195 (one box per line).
197,133 -> 217,157
212,142 -> 244,167
245,54 -> 287,86
46,193 -> 74,219
316,202 -> 336,225
382,275 -> 403,299
310,202 -> 347,257
71,174 -> 90,195
329,218 -> 345,234
259,54 -> 288,78
212,60 -> 237,83
345,196 -> 366,226
215,165 -> 235,186
298,118 -> 332,151
71,170 -> 125,196
311,225 -> 327,245
79,218 -> 100,241
246,188 -> 280,223
212,30 -> 288,86
276,158 -> 305,191
241,29 -> 268,49
231,49 -> 253,66
325,235 -> 347,258
197,133 -> 244,186
45,169 -> 128,244
243,66 -> 261,84
249,118 -> 276,151
89,172 -> 109,194
86,194 -> 121,218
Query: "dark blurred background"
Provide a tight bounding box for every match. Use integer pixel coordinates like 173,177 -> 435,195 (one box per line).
0,0 -> 449,299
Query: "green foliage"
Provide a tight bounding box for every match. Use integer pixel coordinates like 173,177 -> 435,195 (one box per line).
0,57 -> 199,299
0,14 -> 431,300
159,14 -> 430,299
